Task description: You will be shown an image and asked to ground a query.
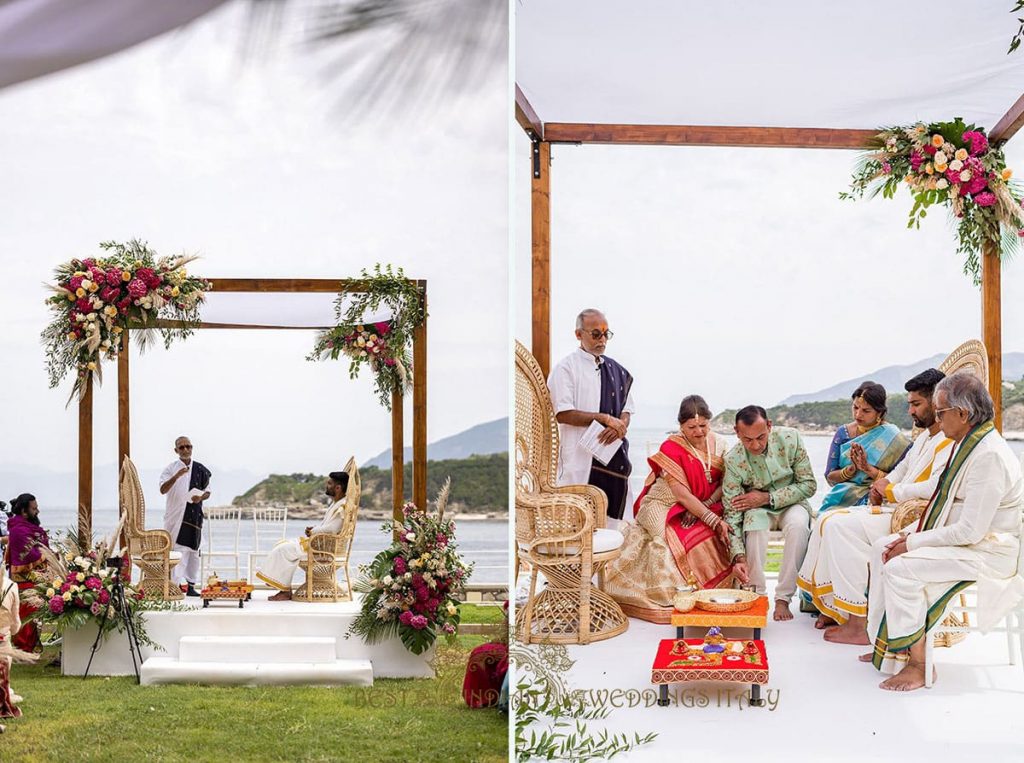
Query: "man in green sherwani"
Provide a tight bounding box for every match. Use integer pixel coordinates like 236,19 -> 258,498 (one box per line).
723,405 -> 817,621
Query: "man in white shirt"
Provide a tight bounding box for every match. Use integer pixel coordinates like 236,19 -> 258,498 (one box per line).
256,471 -> 350,601
798,369 -> 950,642
547,309 -> 636,522
159,436 -> 211,596
867,372 -> 1023,690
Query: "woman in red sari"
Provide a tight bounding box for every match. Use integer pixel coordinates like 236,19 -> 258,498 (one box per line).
604,395 -> 737,623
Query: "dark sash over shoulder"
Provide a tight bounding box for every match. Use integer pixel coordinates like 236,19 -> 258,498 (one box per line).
589,356 -> 633,520
176,461 -> 212,550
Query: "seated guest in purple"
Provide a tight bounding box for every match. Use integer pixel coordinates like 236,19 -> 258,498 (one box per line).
4,494 -> 49,653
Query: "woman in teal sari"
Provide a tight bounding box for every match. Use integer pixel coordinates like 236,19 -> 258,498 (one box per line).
819,381 -> 911,512
801,382 -> 911,625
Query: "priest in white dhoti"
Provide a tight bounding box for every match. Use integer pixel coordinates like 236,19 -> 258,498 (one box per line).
798,369 -> 952,643
547,309 -> 636,524
159,436 -> 212,596
256,471 -> 349,601
866,373 -> 1024,691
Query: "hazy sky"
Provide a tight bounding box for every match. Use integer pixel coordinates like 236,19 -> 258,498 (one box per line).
0,3 -> 507,487
514,135 -> 1024,428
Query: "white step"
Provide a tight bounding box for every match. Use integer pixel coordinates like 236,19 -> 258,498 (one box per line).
178,635 -> 337,664
140,657 -> 373,686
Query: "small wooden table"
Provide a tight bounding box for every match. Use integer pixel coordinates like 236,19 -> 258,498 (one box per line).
652,638 -> 769,707
201,584 -> 254,609
670,595 -> 769,640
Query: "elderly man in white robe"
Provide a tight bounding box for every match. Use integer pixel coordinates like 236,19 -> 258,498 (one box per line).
798,368 -> 952,643
863,372 -> 1023,691
256,471 -> 349,601
159,436 -> 212,596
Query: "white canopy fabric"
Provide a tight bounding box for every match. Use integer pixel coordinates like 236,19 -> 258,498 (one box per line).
197,292 -> 392,329
0,0 -> 226,91
517,1 -> 1024,132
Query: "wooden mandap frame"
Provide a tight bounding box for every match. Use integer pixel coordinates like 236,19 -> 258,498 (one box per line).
517,84 -> 1024,428
75,277 -> 428,541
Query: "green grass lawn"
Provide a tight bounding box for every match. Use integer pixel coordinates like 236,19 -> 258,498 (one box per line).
1,605 -> 508,763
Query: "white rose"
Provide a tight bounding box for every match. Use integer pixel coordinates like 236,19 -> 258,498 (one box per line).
948,159 -> 963,172
63,592 -> 72,601
446,602 -> 457,615
936,179 -> 949,189
46,588 -> 55,598
933,151 -> 947,165
81,279 -> 93,290
960,170 -> 972,182
382,575 -> 393,585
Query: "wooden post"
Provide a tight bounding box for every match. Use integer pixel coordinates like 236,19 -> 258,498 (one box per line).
532,140 -> 551,377
117,331 -> 130,493
78,375 -> 93,544
982,238 -> 1003,429
391,386 -> 404,539
412,286 -> 428,511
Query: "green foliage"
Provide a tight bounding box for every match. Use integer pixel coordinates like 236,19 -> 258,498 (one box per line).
234,454 -> 508,512
1010,2 -> 1024,54
307,263 -> 427,409
514,681 -> 656,762
1003,376 -> 1024,408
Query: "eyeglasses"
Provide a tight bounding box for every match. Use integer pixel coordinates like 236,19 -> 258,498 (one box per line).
934,407 -> 959,420
177,445 -> 193,450
586,330 -> 614,340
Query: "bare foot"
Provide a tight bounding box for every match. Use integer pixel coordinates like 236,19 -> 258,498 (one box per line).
824,621 -> 870,645
814,614 -> 838,629
268,591 -> 292,601
858,652 -> 873,663
879,662 -> 934,691
773,600 -> 793,621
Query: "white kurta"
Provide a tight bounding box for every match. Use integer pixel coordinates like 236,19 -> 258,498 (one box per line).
255,499 -> 347,591
160,459 -> 210,586
797,428 -> 952,622
868,430 -> 1023,673
547,347 -> 636,487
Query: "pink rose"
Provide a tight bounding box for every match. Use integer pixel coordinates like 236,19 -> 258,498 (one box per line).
962,130 -> 989,156
127,279 -> 147,299
442,623 -> 456,635
90,601 -> 103,616
399,610 -> 414,626
881,161 -> 892,174
49,596 -> 65,614
974,192 -> 997,207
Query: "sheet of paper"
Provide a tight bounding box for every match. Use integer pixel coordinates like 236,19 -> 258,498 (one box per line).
579,419 -> 622,466
187,488 -> 207,500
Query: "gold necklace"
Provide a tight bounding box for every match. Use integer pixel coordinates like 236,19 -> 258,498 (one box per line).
682,432 -> 714,483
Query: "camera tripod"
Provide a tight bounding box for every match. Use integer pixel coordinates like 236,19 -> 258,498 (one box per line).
83,566 -> 143,684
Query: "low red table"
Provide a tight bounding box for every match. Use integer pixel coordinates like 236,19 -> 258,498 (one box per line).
652,638 -> 769,707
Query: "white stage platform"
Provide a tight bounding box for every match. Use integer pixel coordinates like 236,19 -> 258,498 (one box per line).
522,578 -> 1024,763
61,591 -> 433,686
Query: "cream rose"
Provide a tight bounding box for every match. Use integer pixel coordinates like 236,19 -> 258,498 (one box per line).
933,151 -> 948,166
960,170 -> 972,182
936,178 -> 949,189
954,148 -> 968,161
948,159 -> 963,172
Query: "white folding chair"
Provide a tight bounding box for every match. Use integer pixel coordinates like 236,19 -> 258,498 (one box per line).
249,507 -> 288,587
201,507 -> 242,582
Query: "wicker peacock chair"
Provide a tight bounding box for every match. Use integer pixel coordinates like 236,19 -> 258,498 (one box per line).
120,455 -> 183,601
514,340 -> 628,645
294,457 -> 360,602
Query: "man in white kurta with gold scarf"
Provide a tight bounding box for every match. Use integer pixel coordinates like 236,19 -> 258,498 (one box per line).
256,471 -> 349,601
866,373 -> 1023,691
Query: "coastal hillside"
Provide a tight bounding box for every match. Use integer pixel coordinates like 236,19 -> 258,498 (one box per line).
366,417 -> 507,468
232,452 -> 508,517
714,378 -> 1024,433
780,352 -> 1024,405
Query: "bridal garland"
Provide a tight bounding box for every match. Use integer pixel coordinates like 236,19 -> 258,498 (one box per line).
307,263 -> 426,410
842,119 -> 1024,283
41,240 -> 211,400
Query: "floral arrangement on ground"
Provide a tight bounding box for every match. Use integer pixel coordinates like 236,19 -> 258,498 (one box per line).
842,119 -> 1024,283
41,239 -> 211,400
22,532 -> 177,649
348,480 -> 473,655
307,263 -> 425,410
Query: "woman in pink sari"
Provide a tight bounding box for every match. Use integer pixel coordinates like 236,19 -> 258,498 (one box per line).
604,395 -> 737,623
